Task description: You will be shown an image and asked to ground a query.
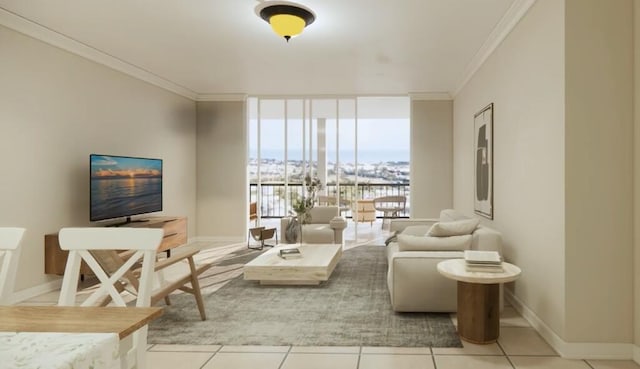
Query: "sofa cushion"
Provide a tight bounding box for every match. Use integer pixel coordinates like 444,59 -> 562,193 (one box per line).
439,209 -> 469,222
301,224 -> 334,243
401,225 -> 432,236
307,206 -> 339,224
397,234 -> 472,252
427,218 -> 479,237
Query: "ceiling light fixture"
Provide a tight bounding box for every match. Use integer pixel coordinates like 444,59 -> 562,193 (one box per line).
256,1 -> 315,42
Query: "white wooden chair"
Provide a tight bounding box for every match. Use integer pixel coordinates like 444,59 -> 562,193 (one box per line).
0,227 -> 26,305
58,227 -> 163,369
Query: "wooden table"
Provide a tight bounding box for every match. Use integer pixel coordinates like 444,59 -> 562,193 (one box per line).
244,244 -> 342,285
437,259 -> 521,344
0,306 -> 163,339
0,306 -> 162,369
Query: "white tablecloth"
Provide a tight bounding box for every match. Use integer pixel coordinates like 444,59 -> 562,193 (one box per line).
0,332 -> 120,369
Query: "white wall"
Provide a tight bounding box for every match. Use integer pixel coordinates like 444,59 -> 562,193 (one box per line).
196,101 -> 247,241
0,25 -> 197,294
635,0 -> 640,353
455,0 -> 635,346
564,0 -> 633,342
453,0 -> 566,338
411,100 -> 453,218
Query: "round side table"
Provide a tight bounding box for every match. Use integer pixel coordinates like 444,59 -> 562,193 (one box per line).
437,258 -> 521,344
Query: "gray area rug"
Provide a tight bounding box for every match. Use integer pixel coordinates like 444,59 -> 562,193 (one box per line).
147,245 -> 462,347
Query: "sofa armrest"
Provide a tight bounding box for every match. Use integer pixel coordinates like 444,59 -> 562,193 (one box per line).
329,216 -> 347,244
389,218 -> 438,233
386,245 -> 463,312
471,227 -> 503,254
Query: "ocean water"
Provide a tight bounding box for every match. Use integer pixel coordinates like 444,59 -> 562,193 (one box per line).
90,177 -> 162,220
254,149 -> 409,163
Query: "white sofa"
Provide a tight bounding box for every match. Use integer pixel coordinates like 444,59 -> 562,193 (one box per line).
386,209 -> 503,312
280,206 -> 348,244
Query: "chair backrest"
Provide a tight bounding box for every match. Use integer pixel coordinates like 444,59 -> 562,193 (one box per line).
250,202 -> 258,219
57,227 -> 163,308
317,195 -> 337,206
0,227 -> 26,305
373,195 -> 407,211
58,227 -> 163,369
308,206 -> 339,224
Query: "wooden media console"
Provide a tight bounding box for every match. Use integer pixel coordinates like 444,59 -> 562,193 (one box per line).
44,216 -> 187,275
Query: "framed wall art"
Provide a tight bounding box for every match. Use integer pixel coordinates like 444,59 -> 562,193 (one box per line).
474,103 -> 493,219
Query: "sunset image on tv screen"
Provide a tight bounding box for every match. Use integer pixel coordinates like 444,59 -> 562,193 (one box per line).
90,155 -> 162,221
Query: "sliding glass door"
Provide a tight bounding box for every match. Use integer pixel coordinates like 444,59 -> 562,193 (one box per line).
248,96 -> 410,242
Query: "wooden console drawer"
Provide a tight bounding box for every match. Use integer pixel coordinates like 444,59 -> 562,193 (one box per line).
157,217 -> 187,252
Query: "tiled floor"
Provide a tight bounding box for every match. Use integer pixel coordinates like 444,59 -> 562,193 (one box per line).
22,230 -> 640,369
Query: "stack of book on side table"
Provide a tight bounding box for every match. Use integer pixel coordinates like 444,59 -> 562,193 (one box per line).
279,247 -> 302,259
464,250 -> 504,273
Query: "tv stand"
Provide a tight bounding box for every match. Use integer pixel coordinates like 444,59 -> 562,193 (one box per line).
107,216 -> 151,227
44,216 -> 187,275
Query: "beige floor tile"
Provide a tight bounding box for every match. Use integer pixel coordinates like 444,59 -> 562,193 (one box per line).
280,353 -> 359,369
359,354 -> 434,369
290,346 -> 360,354
18,290 -> 60,304
361,347 -> 430,355
150,344 -> 221,352
450,313 -> 458,327
588,360 -> 640,369
500,306 -> 530,328
498,327 -> 557,356
203,353 -> 285,369
432,341 -> 503,355
434,355 -> 513,369
146,351 -> 214,369
219,345 -> 290,353
511,356 -> 591,369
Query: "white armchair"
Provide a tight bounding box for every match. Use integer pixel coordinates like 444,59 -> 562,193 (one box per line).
281,206 -> 347,244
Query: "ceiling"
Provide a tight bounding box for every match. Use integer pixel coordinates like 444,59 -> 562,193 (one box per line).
0,0 -> 525,99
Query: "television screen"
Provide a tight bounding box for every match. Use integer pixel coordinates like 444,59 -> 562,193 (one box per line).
90,154 -> 163,222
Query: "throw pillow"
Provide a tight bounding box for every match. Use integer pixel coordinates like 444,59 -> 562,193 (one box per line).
427,218 -> 480,237
397,234 -> 472,252
384,231 -> 398,246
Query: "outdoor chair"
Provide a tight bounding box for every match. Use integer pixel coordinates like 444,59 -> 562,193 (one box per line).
0,227 -> 25,305
373,195 -> 407,228
249,202 -> 258,226
248,226 -> 278,250
317,196 -> 351,215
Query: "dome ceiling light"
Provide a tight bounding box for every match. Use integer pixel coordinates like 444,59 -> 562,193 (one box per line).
256,1 -> 316,42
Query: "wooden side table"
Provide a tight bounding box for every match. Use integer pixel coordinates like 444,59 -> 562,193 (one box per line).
437,259 -> 521,344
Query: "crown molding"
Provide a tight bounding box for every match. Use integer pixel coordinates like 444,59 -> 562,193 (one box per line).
452,0 -> 537,97
196,94 -> 248,102
409,92 -> 452,101
0,7 -> 198,100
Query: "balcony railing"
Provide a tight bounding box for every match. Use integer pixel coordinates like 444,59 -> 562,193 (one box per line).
249,183 -> 410,218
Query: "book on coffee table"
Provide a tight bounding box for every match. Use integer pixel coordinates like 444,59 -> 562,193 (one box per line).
279,248 -> 302,259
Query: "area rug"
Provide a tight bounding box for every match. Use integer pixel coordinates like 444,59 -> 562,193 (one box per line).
147,245 -> 462,347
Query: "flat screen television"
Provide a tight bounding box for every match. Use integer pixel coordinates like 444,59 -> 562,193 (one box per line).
90,154 -> 163,223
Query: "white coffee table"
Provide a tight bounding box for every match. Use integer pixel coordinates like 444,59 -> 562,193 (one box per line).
437,258 -> 521,344
243,244 -> 342,285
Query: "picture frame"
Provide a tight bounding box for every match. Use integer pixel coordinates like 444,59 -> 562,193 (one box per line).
474,103 -> 493,219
